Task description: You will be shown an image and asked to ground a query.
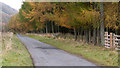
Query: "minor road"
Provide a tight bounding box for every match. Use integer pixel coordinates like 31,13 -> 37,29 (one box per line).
17,34 -> 96,66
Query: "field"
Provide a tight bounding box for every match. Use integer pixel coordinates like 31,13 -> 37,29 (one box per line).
2,33 -> 33,66
26,34 -> 118,66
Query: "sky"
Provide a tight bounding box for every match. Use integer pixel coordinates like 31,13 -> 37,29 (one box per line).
0,0 -> 23,11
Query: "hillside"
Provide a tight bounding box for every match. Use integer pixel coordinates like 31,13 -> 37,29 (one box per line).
0,2 -> 18,23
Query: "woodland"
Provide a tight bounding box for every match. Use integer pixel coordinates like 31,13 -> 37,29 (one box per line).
7,2 -> 120,45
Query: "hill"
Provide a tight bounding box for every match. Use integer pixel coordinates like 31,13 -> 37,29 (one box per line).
0,2 -> 18,23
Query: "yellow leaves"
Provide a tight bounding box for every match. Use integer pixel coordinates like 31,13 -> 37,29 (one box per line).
8,13 -> 26,32
62,9 -> 64,12
79,9 -> 100,26
25,16 -> 31,19
30,17 -> 35,22
22,2 -> 53,26
31,11 -> 36,14
30,28 -> 34,31
25,23 -> 28,27
104,2 -> 119,29
22,10 -> 27,16
29,2 -> 36,7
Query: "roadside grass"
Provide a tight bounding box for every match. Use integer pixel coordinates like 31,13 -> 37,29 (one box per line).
2,34 -> 33,66
0,33 -> 2,66
26,34 -> 118,66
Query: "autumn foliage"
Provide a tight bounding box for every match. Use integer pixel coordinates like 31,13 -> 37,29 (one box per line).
8,2 -> 120,45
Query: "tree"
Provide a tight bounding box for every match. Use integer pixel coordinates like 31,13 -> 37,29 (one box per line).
100,2 -> 105,46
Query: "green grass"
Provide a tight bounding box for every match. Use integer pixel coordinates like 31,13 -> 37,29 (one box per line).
26,34 -> 118,66
2,35 -> 33,66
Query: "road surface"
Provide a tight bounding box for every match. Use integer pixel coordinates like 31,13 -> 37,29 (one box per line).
17,34 -> 96,66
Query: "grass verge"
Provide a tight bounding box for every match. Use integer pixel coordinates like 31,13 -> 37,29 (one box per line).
2,34 -> 33,66
26,34 -> 118,66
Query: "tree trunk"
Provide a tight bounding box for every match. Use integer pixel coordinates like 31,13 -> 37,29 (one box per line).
115,29 -> 118,34
58,25 -> 59,33
42,29 -> 45,33
106,27 -> 108,32
44,28 -> 46,33
97,27 -> 100,45
85,29 -> 88,43
78,28 -> 80,41
46,23 -> 48,33
93,28 -> 96,45
51,21 -> 54,33
100,2 -> 105,46
81,28 -> 83,41
89,28 -> 91,44
74,28 -> 77,41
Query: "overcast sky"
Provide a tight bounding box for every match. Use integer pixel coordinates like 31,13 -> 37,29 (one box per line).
0,0 -> 23,10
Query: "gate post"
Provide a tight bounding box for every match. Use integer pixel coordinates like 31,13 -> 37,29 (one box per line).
110,33 -> 113,49
105,32 -> 108,48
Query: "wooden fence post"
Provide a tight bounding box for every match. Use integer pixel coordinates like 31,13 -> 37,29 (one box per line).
110,33 -> 113,49
105,32 -> 108,48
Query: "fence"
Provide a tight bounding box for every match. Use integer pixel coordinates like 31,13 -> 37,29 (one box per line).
105,32 -> 120,50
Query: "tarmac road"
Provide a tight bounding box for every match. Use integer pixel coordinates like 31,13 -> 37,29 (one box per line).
17,34 -> 96,66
